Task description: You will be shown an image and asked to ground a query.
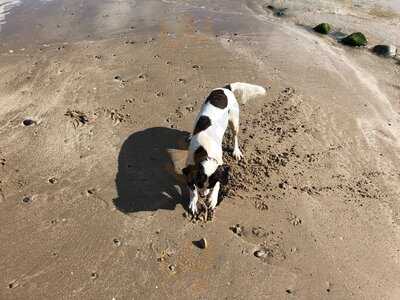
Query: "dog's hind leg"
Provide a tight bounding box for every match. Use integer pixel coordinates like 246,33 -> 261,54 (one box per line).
229,108 -> 243,160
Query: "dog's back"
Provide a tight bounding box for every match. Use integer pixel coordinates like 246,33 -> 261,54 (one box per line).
187,88 -> 235,165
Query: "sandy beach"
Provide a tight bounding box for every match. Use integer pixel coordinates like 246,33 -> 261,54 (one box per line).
1,0 -> 400,299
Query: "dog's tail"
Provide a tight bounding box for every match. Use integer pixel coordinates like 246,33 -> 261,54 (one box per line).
225,82 -> 266,104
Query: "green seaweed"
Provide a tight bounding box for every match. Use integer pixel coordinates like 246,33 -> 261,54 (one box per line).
313,23 -> 331,34
341,32 -> 367,47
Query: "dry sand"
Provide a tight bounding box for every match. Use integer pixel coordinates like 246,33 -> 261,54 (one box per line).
1,0 -> 400,299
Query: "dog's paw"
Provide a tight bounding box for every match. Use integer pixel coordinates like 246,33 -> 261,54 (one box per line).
189,200 -> 198,215
232,148 -> 243,160
209,196 -> 218,210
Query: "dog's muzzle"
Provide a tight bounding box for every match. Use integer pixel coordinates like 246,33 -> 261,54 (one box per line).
199,189 -> 210,198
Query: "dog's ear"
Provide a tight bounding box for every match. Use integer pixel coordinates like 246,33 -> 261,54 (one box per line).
210,165 -> 230,186
182,165 -> 196,179
182,165 -> 192,176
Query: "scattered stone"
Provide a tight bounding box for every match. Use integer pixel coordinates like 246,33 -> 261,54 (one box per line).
254,249 -> 268,258
192,64 -> 200,69
230,224 -> 243,236
157,248 -> 175,262
341,32 -> 367,47
275,8 -> 287,17
87,189 -> 95,195
91,272 -> 98,280
8,280 -> 18,289
94,55 -> 102,59
194,238 -> 207,249
372,45 -> 397,57
113,238 -> 121,247
114,75 -> 122,81
313,23 -> 331,34
286,289 -> 293,294
168,264 -> 176,274
22,119 -> 35,126
48,177 -> 57,184
22,196 -> 32,204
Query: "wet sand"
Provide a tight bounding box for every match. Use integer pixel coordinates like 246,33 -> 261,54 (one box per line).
1,0 -> 400,299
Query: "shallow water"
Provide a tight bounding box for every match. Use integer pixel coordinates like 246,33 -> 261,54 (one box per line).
0,0 -> 398,41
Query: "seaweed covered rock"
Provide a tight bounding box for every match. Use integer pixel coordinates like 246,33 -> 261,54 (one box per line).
313,23 -> 331,34
341,32 -> 367,47
372,45 -> 397,57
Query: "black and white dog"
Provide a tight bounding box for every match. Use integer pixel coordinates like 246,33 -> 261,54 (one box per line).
182,82 -> 266,215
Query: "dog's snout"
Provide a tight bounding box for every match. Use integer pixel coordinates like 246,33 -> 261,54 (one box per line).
199,188 -> 210,197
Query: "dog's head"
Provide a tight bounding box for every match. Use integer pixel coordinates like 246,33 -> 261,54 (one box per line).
182,160 -> 230,196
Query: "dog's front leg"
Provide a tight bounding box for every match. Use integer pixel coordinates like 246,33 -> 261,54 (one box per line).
189,186 -> 199,215
209,182 -> 220,210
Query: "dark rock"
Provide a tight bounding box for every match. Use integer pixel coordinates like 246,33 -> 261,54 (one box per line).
193,238 -> 207,249
48,177 -> 57,184
372,44 -> 397,57
168,264 -> 176,273
22,119 -> 35,126
275,8 -> 287,17
313,23 -> 331,34
22,196 -> 32,204
341,32 -> 367,47
113,238 -> 121,247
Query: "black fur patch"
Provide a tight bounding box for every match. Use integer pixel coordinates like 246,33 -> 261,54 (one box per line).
224,84 -> 232,91
194,146 -> 208,164
193,116 -> 211,135
209,165 -> 230,187
194,164 -> 207,188
205,89 -> 228,109
182,165 -> 196,190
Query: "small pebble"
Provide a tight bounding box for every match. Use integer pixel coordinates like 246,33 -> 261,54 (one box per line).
254,250 -> 267,258
195,238 -> 207,249
22,119 -> 35,126
48,177 -> 57,184
372,44 -> 397,58
168,264 -> 176,273
8,280 -> 18,289
113,238 -> 121,247
91,272 -> 98,280
22,196 -> 32,204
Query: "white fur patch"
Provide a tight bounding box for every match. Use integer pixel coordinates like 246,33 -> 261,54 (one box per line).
201,159 -> 218,176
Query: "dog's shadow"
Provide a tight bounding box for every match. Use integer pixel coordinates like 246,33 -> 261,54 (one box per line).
113,127 -> 190,213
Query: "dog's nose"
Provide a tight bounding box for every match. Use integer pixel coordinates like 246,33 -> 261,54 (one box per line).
199,189 -> 210,197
